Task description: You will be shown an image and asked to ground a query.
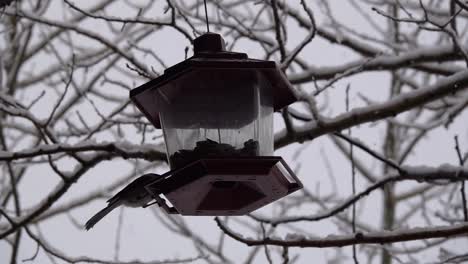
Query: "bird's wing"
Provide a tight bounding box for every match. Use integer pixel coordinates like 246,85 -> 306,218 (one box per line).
106,188 -> 126,204
106,174 -> 160,204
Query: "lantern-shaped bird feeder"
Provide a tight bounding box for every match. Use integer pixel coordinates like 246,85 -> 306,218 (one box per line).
130,33 -> 302,215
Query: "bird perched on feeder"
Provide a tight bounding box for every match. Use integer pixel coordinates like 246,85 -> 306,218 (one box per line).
85,173 -> 160,230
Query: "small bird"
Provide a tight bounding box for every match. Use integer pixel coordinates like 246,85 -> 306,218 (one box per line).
85,173 -> 161,230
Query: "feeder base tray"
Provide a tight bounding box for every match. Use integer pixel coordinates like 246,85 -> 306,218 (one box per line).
145,157 -> 302,216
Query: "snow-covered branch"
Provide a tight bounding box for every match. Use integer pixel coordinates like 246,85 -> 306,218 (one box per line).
275,70 -> 468,148
216,217 -> 468,248
0,141 -> 166,162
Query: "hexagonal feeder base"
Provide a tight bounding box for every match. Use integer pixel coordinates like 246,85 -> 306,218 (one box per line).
145,157 -> 302,215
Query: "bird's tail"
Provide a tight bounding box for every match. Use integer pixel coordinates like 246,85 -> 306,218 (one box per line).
85,201 -> 121,230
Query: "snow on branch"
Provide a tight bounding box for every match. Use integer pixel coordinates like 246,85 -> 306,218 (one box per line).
289,44 -> 465,83
249,164 -> 468,225
275,69 -> 468,149
216,216 -> 468,248
0,141 -> 166,162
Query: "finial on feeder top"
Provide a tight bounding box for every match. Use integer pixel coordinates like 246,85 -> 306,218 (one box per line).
193,33 -> 226,54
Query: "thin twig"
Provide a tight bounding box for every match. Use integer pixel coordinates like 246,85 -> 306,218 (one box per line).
270,0 -> 286,61
333,132 -> 405,175
454,135 -> 468,221
261,224 -> 273,264
346,86 -> 359,264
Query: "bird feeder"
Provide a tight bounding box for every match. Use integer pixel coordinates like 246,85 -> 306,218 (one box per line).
130,33 -> 302,215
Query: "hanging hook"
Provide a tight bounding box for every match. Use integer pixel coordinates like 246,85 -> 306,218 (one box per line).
203,0 -> 210,32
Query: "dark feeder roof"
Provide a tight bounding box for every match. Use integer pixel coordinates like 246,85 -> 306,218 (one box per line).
130,33 -> 302,216
130,33 -> 297,129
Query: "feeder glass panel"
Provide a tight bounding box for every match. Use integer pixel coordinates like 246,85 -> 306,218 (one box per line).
155,69 -> 273,169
